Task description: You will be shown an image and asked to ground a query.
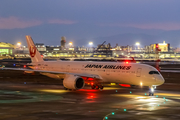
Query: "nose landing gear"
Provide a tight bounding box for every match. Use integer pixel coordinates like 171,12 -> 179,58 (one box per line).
149,86 -> 155,96
91,85 -> 95,89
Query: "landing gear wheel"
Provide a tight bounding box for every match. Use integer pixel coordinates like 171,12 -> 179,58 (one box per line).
64,87 -> 68,90
99,85 -> 104,90
96,85 -> 99,89
149,92 -> 154,96
91,85 -> 95,89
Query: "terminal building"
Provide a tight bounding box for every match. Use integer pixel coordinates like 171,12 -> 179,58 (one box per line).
0,42 -> 14,59
145,41 -> 170,53
0,42 -> 14,55
1,39 -> 180,60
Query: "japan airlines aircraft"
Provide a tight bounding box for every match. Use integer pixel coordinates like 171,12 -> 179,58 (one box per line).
4,36 -> 165,95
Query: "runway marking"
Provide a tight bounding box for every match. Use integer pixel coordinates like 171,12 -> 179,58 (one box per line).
0,90 -> 63,104
40,89 -> 69,93
103,87 -> 123,90
156,93 -> 180,97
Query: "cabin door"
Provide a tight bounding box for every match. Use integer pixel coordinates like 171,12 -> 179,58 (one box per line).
136,68 -> 142,77
106,70 -> 110,75
66,65 -> 70,72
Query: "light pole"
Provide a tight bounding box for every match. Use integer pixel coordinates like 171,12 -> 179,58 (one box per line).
89,42 -> 93,46
135,42 -> 140,50
17,42 -> 21,47
89,42 -> 93,52
69,42 -> 73,47
16,42 -> 21,56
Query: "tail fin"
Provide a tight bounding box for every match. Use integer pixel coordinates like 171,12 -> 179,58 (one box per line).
26,35 -> 44,63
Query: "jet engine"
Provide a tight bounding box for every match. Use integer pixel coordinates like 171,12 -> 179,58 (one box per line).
63,75 -> 85,90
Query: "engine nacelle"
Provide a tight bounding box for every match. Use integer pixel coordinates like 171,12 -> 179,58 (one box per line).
63,75 -> 85,90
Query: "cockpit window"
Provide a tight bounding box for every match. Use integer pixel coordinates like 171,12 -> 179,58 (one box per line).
149,71 -> 159,75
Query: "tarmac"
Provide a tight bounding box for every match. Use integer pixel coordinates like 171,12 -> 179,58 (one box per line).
0,83 -> 180,120
0,69 -> 180,120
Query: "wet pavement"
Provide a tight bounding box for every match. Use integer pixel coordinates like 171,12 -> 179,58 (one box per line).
0,83 -> 179,120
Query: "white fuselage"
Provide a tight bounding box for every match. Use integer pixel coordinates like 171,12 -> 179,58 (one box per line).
32,60 -> 164,87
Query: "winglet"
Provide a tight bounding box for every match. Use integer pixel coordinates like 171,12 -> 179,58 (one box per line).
26,35 -> 44,63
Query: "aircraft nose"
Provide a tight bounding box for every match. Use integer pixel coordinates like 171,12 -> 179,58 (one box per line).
157,76 -> 165,85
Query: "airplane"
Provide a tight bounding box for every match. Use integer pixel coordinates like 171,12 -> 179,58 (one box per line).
3,36 -> 165,96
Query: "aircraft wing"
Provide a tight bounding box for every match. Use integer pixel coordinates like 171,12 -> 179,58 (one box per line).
1,67 -> 103,81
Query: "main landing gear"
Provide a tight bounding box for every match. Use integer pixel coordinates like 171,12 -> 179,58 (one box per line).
91,85 -> 104,90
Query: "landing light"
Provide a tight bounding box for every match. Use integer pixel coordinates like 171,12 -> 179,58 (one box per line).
140,82 -> 143,86
151,88 -> 154,92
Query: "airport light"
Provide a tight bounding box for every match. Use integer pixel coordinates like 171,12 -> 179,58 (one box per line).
135,42 -> 140,46
69,42 -> 73,46
135,42 -> 140,50
17,42 -> 21,47
89,42 -> 93,46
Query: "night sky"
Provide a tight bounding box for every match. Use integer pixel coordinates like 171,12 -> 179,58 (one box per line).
0,0 -> 180,47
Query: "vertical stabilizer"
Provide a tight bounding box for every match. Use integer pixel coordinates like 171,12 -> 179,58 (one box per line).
26,35 -> 44,63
